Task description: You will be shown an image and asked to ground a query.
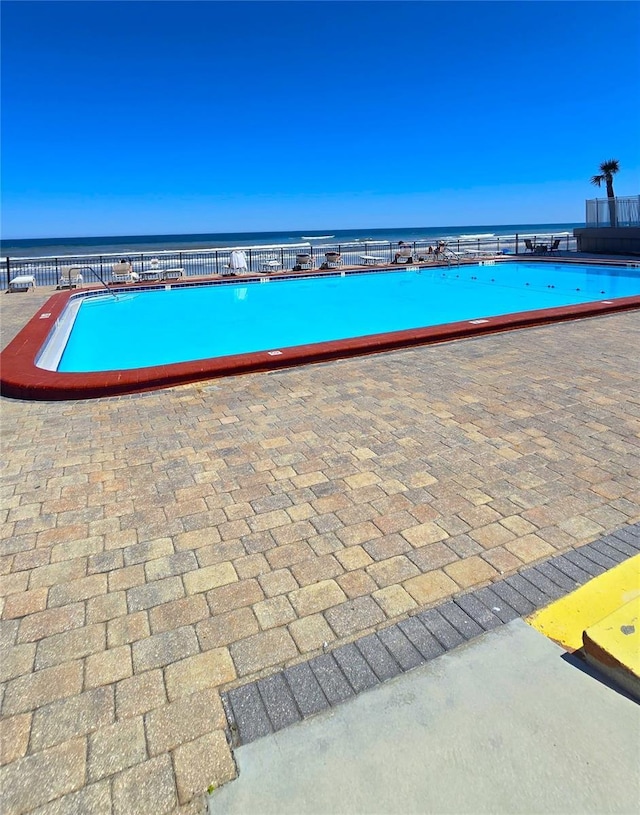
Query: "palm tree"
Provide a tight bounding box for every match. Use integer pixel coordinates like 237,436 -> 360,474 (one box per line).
590,159 -> 620,226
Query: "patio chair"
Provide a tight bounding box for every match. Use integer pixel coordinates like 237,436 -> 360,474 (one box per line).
111,261 -> 139,284
524,239 -> 535,253
261,258 -> 281,273
432,241 -> 448,260
295,253 -> 314,270
59,266 -> 83,289
548,238 -> 561,254
392,243 -> 413,264
416,246 -> 434,262
324,251 -> 343,268
139,258 -> 163,281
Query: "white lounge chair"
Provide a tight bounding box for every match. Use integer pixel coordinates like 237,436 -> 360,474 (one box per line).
9,274 -> 36,292
111,261 -> 139,284
59,266 -> 83,289
162,267 -> 184,281
360,254 -> 386,266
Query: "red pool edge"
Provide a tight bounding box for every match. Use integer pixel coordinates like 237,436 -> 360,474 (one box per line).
1,285 -> 639,401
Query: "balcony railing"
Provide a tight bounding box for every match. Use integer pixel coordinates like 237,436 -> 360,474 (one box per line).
2,231 -> 578,290
585,195 -> 640,228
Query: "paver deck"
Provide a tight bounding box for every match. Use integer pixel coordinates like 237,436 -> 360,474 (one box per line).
1,286 -> 639,814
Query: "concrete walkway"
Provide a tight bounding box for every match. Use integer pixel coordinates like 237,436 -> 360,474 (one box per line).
209,620 -> 640,815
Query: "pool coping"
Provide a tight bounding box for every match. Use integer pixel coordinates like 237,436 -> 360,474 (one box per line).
1,262 -> 639,401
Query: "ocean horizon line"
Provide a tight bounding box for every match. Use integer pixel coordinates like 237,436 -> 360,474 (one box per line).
2,221 -> 583,244
1,221 -> 584,260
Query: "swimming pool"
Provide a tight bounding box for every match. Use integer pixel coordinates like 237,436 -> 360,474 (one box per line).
2,259 -> 639,400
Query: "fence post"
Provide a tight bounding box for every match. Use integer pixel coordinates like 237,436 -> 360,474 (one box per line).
5,256 -> 10,291
515,234 -> 519,254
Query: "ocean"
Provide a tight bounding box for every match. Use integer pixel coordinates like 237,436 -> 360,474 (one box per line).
1,222 -> 583,259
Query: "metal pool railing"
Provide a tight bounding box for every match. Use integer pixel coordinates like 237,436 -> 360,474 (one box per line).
3,232 -> 578,289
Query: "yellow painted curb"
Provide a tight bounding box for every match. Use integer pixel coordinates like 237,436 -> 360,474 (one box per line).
527,554 -> 640,652
583,597 -> 639,676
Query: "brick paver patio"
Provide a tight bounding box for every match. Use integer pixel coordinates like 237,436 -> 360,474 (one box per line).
1,287 -> 639,814
220,526 -> 638,748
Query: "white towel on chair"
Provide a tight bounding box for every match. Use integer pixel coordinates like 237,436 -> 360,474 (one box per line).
229,251 -> 248,272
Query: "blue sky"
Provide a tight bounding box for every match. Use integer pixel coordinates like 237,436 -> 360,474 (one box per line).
2,0 -> 639,238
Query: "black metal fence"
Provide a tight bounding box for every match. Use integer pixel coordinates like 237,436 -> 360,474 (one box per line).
585,195 -> 640,228
3,232 -> 578,289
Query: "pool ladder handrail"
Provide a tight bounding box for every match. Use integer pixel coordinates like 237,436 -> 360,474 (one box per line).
83,266 -> 118,298
443,248 -> 460,268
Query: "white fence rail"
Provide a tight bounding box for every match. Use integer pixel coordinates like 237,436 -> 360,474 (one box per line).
585,195 -> 640,228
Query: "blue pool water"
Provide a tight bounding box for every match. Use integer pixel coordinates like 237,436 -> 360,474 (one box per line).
54,262 -> 640,373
